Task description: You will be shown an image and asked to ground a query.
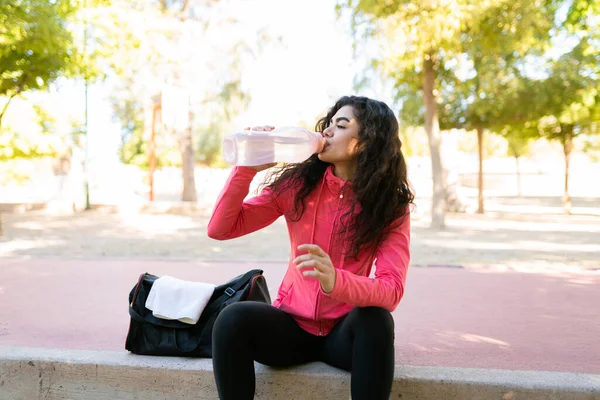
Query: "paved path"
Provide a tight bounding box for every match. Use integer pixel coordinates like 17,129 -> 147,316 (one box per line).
1,258 -> 599,374
2,204 -> 600,269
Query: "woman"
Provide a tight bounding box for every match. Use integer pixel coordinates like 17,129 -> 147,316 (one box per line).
207,95 -> 414,399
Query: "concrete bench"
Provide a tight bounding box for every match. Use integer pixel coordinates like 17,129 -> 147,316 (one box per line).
1,347 -> 598,400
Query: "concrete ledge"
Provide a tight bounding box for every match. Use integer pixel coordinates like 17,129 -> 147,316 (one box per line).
1,347 -> 599,400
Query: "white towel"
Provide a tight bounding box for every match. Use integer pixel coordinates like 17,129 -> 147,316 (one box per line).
145,275 -> 216,325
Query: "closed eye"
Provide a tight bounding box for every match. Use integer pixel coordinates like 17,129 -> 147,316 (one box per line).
329,117 -> 350,127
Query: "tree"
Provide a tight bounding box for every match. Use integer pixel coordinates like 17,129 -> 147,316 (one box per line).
500,34 -> 599,213
0,0 -> 108,128
0,0 -> 77,126
536,20 -> 599,211
90,0 -> 203,201
156,0 -> 198,202
455,1 -> 558,213
338,1 -> 537,227
538,89 -> 599,212
102,0 -> 269,200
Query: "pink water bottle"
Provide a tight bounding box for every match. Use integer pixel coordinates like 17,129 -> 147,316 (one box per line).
222,126 -> 326,166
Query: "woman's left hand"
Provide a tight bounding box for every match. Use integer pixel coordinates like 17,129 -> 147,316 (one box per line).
294,244 -> 337,293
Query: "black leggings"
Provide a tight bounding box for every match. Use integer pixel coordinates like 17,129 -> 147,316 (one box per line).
212,301 -> 395,399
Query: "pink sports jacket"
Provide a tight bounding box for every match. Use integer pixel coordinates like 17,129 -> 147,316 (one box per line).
207,165 -> 411,336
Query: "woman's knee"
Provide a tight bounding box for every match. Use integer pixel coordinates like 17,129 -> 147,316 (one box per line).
347,307 -> 394,339
213,302 -> 254,340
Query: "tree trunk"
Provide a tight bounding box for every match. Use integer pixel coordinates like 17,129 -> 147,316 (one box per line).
562,132 -> 573,214
179,126 -> 197,202
423,54 -> 446,229
176,3 -> 196,203
515,156 -> 522,197
477,127 -> 484,214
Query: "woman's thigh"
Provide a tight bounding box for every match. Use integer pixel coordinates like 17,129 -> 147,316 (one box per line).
319,306 -> 395,371
213,301 -> 320,367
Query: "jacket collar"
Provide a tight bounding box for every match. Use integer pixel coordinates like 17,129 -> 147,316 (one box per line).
324,165 -> 351,193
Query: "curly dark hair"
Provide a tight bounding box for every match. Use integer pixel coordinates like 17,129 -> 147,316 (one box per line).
264,96 -> 414,258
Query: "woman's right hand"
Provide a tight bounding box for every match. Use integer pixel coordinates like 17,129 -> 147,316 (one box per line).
245,125 -> 277,172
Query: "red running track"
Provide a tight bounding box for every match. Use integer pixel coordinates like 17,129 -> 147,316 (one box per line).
1,258 -> 598,374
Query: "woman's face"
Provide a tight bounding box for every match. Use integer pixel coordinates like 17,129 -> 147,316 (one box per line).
318,105 -> 360,164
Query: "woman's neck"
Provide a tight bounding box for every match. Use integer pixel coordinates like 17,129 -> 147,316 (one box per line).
332,162 -> 356,181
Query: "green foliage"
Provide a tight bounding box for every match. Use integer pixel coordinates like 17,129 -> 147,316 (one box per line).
0,0 -> 110,183
454,129 -> 507,158
0,0 -> 77,100
343,0 -> 600,152
565,0 -> 600,36
504,131 -> 532,159
0,0 -> 109,125
0,128 -> 62,161
526,39 -> 600,146
398,126 -> 429,157
0,158 -> 37,185
0,103 -> 66,162
438,1 -> 559,134
580,134 -> 600,161
113,97 -> 146,166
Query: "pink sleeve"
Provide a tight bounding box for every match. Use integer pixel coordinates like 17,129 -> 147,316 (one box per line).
207,167 -> 284,240
324,212 -> 410,311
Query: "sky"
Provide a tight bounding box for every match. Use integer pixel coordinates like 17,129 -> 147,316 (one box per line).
230,0 -> 357,126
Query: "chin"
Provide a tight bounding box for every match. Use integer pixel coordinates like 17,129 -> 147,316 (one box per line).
317,153 -> 332,163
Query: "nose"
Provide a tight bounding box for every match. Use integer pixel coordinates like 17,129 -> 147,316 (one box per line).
322,126 -> 333,137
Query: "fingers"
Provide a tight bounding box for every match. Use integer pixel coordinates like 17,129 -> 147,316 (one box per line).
296,259 -> 317,270
295,257 -> 327,275
294,248 -> 327,269
296,244 -> 332,282
293,253 -> 319,265
296,259 -> 328,279
297,244 -> 327,257
245,125 -> 275,131
300,268 -> 325,278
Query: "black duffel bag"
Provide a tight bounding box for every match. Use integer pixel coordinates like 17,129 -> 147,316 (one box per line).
125,269 -> 270,357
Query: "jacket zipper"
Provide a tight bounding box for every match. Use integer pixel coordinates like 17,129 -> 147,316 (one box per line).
315,294 -> 322,335
314,182 -> 346,336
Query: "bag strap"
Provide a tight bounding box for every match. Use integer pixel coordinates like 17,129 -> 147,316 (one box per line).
201,269 -> 262,317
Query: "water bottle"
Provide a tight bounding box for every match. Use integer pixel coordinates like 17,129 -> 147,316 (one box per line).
222,126 -> 326,166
